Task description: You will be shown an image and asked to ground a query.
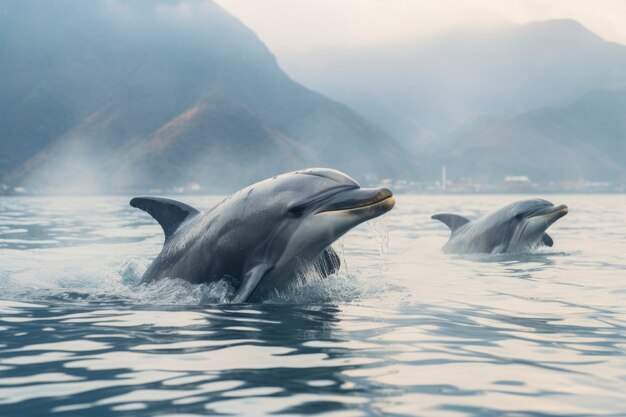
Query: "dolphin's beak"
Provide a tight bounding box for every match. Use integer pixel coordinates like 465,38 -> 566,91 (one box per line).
316,187 -> 395,219
528,204 -> 568,226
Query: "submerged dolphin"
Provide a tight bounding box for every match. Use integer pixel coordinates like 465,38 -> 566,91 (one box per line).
431,199 -> 568,254
131,168 -> 395,302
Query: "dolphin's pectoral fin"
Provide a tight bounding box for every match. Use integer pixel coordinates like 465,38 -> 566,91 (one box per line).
431,214 -> 471,234
492,244 -> 506,254
231,264 -> 273,304
313,247 -> 341,278
542,233 -> 554,247
130,197 -> 201,241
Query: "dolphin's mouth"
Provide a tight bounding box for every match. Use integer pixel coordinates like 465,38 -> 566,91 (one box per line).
510,204 -> 568,250
316,187 -> 395,215
524,204 -> 568,232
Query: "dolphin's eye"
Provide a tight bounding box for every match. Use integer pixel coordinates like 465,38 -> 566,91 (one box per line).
287,205 -> 306,218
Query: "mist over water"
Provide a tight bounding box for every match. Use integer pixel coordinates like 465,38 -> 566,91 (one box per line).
1,194 -> 625,416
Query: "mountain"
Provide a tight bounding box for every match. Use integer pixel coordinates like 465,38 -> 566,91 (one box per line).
279,20 -> 626,147
433,88 -> 626,183
0,0 -> 415,193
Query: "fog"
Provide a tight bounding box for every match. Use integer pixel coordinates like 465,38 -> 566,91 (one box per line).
216,0 -> 626,52
1,0 -> 625,193
0,0 -> 413,194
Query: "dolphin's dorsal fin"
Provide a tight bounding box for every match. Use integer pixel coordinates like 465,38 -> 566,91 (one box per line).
431,213 -> 471,234
542,233 -> 554,247
130,197 -> 200,241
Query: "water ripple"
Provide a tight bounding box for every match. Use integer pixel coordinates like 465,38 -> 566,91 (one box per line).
0,195 -> 625,416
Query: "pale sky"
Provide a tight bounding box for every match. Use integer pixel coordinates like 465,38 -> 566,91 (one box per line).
215,0 -> 626,51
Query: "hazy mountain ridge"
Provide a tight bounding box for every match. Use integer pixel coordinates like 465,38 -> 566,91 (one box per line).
0,0 -> 414,192
280,19 -> 626,147
434,88 -> 626,182
279,19 -> 626,183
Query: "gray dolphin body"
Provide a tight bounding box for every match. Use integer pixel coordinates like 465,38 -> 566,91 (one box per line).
131,168 -> 395,302
432,199 -> 568,254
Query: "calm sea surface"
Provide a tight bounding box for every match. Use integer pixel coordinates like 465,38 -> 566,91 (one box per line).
0,194 -> 625,416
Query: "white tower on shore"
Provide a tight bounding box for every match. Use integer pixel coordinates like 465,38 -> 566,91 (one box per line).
442,166 -> 447,191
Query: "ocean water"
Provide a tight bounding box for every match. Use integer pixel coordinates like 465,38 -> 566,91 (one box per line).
0,194 -> 625,417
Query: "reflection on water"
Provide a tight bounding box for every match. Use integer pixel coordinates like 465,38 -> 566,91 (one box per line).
1,194 -> 625,416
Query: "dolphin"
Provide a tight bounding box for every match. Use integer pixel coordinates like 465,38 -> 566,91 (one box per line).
431,198 -> 568,254
131,168 -> 395,302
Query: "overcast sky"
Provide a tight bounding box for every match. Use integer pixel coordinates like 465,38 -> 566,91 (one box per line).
215,0 -> 626,51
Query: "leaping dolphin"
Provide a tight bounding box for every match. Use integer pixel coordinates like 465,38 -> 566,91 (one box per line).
432,199 -> 568,254
131,168 -> 395,302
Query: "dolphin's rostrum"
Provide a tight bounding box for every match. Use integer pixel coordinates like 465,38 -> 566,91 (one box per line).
432,199 -> 568,254
131,168 -> 395,302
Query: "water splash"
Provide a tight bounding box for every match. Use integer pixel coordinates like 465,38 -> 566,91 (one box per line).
0,249 -> 394,307
134,278 -> 236,305
366,216 -> 390,279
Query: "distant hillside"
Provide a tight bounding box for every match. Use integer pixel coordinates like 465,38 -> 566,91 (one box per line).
0,0 -> 415,192
280,20 -> 626,147
434,88 -> 626,182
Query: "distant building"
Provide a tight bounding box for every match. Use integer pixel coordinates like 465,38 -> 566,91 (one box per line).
558,180 -> 611,191
441,166 -> 447,191
504,175 -> 533,190
186,182 -> 202,192
504,175 -> 530,183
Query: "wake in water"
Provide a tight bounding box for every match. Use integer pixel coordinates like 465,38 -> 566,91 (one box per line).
0,208 -> 574,309
0,218 -> 396,306
450,249 -> 571,264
